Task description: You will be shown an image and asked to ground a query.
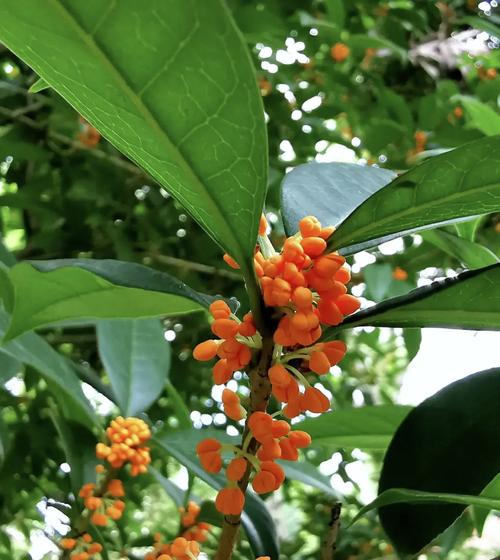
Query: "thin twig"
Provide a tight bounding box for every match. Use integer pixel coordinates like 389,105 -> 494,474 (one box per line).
321,503 -> 342,560
149,253 -> 243,282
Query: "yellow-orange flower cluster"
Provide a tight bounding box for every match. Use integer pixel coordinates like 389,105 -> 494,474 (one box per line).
145,534 -> 200,560
96,416 -> 151,476
193,215 -> 359,522
193,300 -> 257,385
179,501 -> 211,543
78,479 -> 126,527
59,417 -> 151,556
61,532 -> 103,559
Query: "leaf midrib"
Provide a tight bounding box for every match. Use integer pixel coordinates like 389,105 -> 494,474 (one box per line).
332,179 -> 500,249
49,0 -> 242,260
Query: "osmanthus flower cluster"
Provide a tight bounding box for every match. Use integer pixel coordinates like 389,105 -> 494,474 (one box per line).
193,215 -> 360,520
60,416 -> 151,559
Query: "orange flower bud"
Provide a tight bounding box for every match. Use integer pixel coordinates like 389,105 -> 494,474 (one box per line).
268,364 -> 292,388
248,412 -> 273,442
323,340 -> 347,365
314,254 -> 345,277
196,438 -> 222,454
252,470 -> 277,493
301,236 -> 327,258
79,483 -> 95,498
257,437 -> 282,461
61,538 -> 77,550
211,318 -> 239,340
331,42 -> 350,62
288,430 -> 312,449
210,300 -> 231,319
215,487 -> 245,515
170,537 -> 189,556
84,496 -> 102,511
106,506 -> 122,520
199,452 -> 222,473
90,512 -> 108,526
336,294 -> 360,316
107,479 -> 125,497
392,266 -> 408,281
301,387 -> 330,413
309,351 -> 331,375
259,214 -> 268,235
82,533 -> 92,543
226,457 -> 247,482
317,299 -> 343,326
335,266 -> 351,284
87,543 -> 103,554
193,340 -> 219,361
213,359 -> 234,385
271,419 -> 290,438
299,215 -> 322,238
279,437 -> 299,461
292,286 -> 313,310
223,254 -> 240,269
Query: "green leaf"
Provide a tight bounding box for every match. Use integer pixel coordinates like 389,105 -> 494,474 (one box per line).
153,429 -> 279,558
296,406 -> 411,450
351,488 -> 500,527
324,263 -> 500,334
455,96 -> 500,136
363,263 -> 414,302
165,380 -> 192,430
281,162 -> 396,237
279,460 -> 339,497
421,229 -> 498,269
0,0 -> 267,269
0,309 -> 96,427
2,259 -> 218,339
402,328 -> 421,362
0,350 -> 22,386
151,468 -> 185,508
471,473 -> 500,536
97,319 -> 170,416
328,136 -> 500,254
378,368 -> 500,555
325,0 -> 345,28
454,216 -> 484,242
49,408 -> 97,494
28,77 -> 49,93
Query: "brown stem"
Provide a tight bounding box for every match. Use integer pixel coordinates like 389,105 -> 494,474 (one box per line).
215,335 -> 275,560
321,503 -> 342,560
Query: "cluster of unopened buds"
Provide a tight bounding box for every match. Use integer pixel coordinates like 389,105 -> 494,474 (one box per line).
96,415 -> 152,476
59,417 -> 151,558
193,215 -> 360,518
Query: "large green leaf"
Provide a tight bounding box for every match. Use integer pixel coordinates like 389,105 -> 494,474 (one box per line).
351,488 -> 500,526
281,162 -> 396,237
1,259 -> 219,340
97,319 -> 170,416
296,406 -> 411,450
378,368 -> 500,555
421,229 -> 498,269
324,263 -> 500,335
0,350 -> 22,386
0,309 -> 95,427
153,429 -> 279,559
328,136 -> 500,254
0,0 -> 267,268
